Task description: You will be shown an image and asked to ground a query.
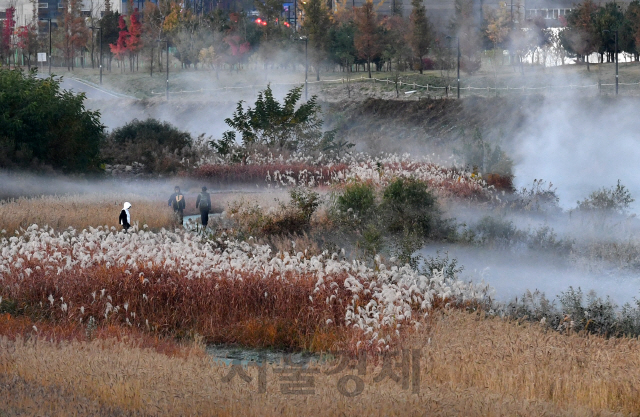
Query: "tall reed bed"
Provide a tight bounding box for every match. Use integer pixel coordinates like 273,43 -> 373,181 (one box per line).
0,310 -> 636,416
194,153 -> 493,200
0,225 -> 490,353
0,194 -> 176,232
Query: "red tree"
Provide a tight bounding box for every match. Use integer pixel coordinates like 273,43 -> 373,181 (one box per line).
126,8 -> 143,71
1,7 -> 15,64
109,15 -> 129,71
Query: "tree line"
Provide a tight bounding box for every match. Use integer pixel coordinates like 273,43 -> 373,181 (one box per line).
1,0 -> 640,76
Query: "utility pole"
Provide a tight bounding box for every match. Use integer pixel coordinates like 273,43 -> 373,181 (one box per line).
603,29 -> 619,95
39,18 -> 52,75
89,26 -> 103,84
446,35 -> 461,99
299,36 -> 308,100
157,39 -> 169,100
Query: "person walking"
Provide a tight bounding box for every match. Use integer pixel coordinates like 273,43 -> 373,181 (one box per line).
119,202 -> 132,231
195,186 -> 212,227
168,186 -> 186,225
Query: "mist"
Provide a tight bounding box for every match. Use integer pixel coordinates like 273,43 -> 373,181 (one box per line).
510,93 -> 640,214
422,244 -> 640,305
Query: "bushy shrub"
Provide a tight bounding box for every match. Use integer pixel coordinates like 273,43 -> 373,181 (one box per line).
503,287 -> 640,338
229,188 -> 321,237
335,182 -> 376,222
577,180 -> 634,214
101,118 -> 198,174
0,69 -> 104,172
214,85 -> 337,154
454,128 -> 513,177
381,177 -> 439,237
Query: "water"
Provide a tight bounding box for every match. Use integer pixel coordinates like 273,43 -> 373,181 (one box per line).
421,244 -> 640,305
207,345 -> 329,367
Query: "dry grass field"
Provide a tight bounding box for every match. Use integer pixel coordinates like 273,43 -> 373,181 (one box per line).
0,194 -> 177,232
0,311 -> 637,416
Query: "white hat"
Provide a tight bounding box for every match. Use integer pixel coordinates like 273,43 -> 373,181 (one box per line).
123,202 -> 132,210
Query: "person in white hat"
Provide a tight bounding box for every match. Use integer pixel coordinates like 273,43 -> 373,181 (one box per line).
119,202 -> 132,231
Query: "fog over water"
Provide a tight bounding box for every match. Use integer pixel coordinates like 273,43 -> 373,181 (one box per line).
512,95 -> 640,213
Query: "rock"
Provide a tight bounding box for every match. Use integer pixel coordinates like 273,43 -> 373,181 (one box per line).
125,165 -> 133,172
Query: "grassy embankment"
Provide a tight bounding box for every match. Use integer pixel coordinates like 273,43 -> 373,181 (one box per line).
63,59 -> 640,100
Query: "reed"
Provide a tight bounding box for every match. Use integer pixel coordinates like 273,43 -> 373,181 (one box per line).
0,310 -> 634,416
0,194 -> 176,232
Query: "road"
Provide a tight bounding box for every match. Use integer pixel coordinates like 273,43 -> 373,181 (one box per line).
37,72 -> 134,100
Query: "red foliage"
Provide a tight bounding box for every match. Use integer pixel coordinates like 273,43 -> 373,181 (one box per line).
1,260 -> 356,352
1,7 -> 15,55
126,8 -> 143,54
192,163 -> 348,186
109,15 -> 129,59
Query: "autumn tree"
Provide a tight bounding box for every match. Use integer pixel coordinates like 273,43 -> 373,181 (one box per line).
301,0 -> 333,80
61,0 -> 90,70
17,25 -> 40,69
485,2 -> 511,50
142,0 -> 171,72
1,7 -> 15,66
109,15 -> 129,71
126,6 -> 143,71
354,0 -> 380,78
408,0 -> 431,73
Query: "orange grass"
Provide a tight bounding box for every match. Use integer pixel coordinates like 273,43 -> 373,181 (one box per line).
0,194 -> 176,232
192,163 -> 349,185
0,310 -> 636,416
1,262 -> 360,352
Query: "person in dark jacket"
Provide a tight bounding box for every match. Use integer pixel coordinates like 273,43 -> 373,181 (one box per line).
195,186 -> 211,227
168,186 -> 186,225
119,202 -> 132,231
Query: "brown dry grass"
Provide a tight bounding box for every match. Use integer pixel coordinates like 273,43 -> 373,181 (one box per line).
1,310 -> 637,416
0,194 -> 176,232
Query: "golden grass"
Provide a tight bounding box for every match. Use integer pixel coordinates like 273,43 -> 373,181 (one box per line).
0,194 -> 176,232
1,311 -> 636,416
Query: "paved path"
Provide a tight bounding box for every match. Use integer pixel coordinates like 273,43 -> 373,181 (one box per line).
37,72 -> 135,100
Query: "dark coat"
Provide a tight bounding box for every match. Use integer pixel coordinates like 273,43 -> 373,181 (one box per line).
168,192 -> 186,211
119,209 -> 130,230
196,191 -> 211,212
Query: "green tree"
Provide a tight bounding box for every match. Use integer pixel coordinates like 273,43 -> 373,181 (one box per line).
216,85 -> 330,152
595,2 -> 623,63
0,69 -> 104,172
620,0 -> 640,60
408,0 -> 432,74
562,0 -> 600,70
100,10 -> 121,71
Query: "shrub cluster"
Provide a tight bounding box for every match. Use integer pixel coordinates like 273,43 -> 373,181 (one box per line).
502,287 -> 640,338
0,69 -> 104,172
331,178 -> 454,266
100,118 -> 202,175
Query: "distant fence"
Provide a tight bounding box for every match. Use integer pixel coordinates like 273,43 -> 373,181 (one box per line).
150,75 -> 639,98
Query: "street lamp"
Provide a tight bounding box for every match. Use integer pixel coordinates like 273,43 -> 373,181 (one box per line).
603,29 -> 618,95
89,25 -> 102,85
446,35 -> 461,99
157,39 -> 169,100
298,36 -> 308,100
39,18 -> 52,75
